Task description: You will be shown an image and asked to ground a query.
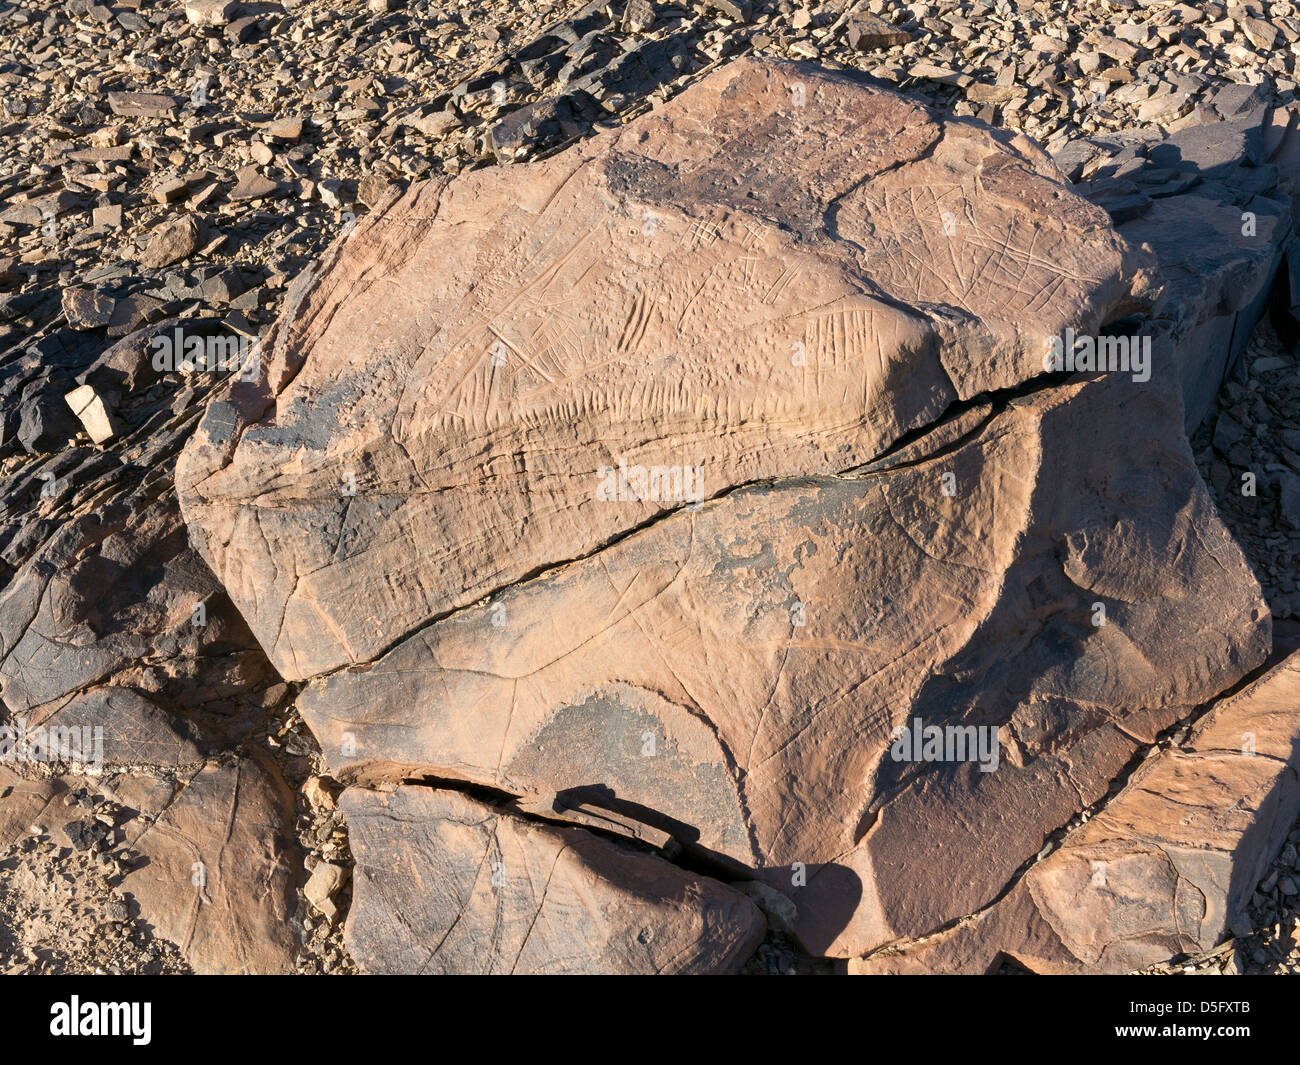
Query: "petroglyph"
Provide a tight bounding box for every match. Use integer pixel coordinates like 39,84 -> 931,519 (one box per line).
179,60 -> 1151,681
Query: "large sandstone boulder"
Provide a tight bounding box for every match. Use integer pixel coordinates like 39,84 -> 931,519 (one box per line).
299,370 -> 1267,959
178,57 -> 1282,972
178,57 -> 1153,682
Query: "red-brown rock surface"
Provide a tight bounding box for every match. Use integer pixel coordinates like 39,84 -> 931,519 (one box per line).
298,370 -> 1267,959
178,57 -> 1153,681
102,748 -> 300,976
176,57 -> 1282,972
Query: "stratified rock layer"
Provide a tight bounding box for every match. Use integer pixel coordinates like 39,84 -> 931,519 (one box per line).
0,369 -> 300,974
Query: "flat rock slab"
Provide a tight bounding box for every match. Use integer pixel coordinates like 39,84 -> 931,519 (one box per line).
341,785 -> 764,974
852,650 -> 1300,973
105,92 -> 179,119
19,686 -> 204,770
0,768 -> 66,849
103,748 -> 300,975
179,57 -> 1152,682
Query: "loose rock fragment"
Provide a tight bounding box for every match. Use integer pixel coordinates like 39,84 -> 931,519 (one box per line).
846,14 -> 911,51
184,0 -> 238,26
64,383 -> 116,444
304,862 -> 348,926
139,216 -> 201,270
623,0 -> 656,33
105,92 -> 180,119
61,288 -> 115,331
228,165 -> 280,202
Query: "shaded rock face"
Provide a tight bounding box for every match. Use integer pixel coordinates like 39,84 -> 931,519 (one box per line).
852,651 -> 1300,974
342,786 -> 764,974
0,335 -> 277,742
178,58 -> 1278,971
1060,101 -> 1298,433
178,58 -> 1152,682
0,482 -> 268,727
